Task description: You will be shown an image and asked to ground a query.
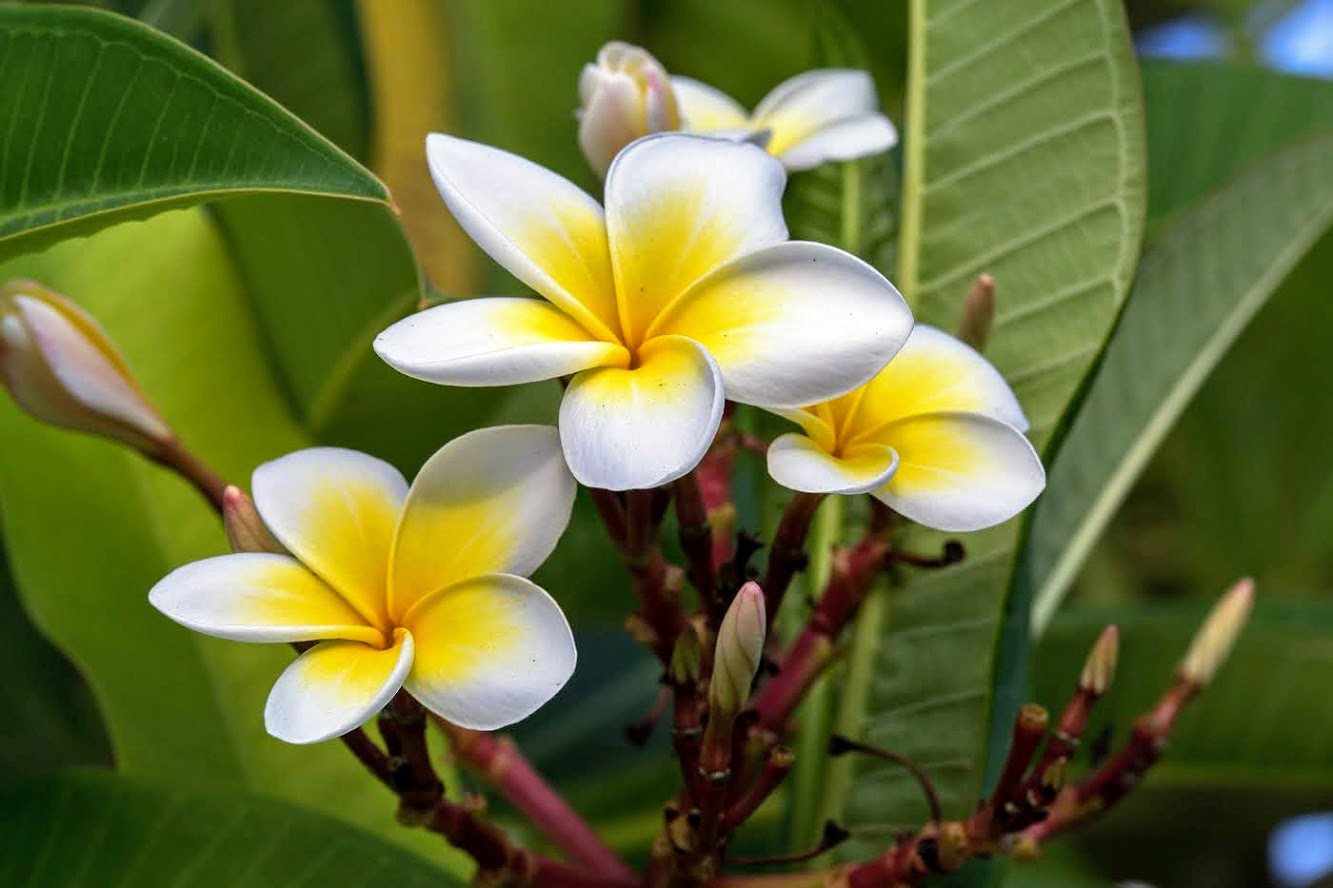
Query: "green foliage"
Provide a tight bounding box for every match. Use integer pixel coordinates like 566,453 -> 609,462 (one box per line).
0,4 -> 386,260
834,0 -> 1147,853
0,770 -> 459,886
1028,132 -> 1333,634
0,210 -> 465,874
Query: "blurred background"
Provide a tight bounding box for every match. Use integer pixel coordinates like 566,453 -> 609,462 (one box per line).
1,1 -> 1331,886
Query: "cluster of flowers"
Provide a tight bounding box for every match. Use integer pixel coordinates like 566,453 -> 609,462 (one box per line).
0,43 -> 1044,746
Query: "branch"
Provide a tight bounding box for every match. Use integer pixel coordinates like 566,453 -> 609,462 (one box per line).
758,492 -> 825,630
438,720 -> 633,881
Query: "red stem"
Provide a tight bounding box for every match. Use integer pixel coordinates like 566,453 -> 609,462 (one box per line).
441,722 -> 633,881
759,492 -> 825,631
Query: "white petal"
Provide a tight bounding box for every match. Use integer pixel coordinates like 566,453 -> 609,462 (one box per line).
252,448 -> 407,631
767,433 -> 898,495
752,69 -> 883,158
603,133 -> 787,345
149,553 -> 382,644
670,76 -> 750,131
403,574 -> 575,730
425,134 -> 620,341
374,297 -> 627,387
778,114 -> 898,171
651,241 -> 912,408
559,334 -> 724,490
846,324 -> 1029,437
389,425 -> 576,619
578,71 -> 645,178
872,411 -> 1045,532
264,630 -> 413,744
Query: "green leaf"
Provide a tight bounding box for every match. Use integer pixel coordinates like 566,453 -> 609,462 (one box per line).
209,0 -> 371,160
0,4 -> 386,260
1027,132 -> 1333,635
0,770 -> 460,886
0,209 -> 465,874
0,546 -> 111,777
1034,598 -> 1333,788
834,0 -> 1147,848
1141,61 -> 1333,233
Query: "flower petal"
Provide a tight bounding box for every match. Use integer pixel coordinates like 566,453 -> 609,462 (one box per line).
149,553 -> 383,644
777,114 -> 898,171
650,241 -> 912,408
425,133 -> 620,341
264,629 -> 413,744
767,433 -> 899,495
374,297 -> 628,387
604,133 -> 787,346
752,69 -> 883,158
252,448 -> 407,632
403,574 -> 575,731
389,425 -> 576,620
845,324 -> 1029,443
872,411 -> 1045,532
559,334 -> 724,490
670,76 -> 750,131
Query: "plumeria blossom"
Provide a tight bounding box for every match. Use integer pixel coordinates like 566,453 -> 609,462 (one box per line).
577,41 -> 680,177
672,69 -> 898,171
767,325 -> 1045,532
375,132 -> 912,491
149,425 -> 577,744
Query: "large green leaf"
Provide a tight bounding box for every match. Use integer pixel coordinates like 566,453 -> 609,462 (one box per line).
834,0 -> 1146,847
0,4 -> 386,259
0,770 -> 460,886
0,209 -> 465,873
1034,598 -> 1333,788
1027,133 -> 1333,634
209,0 -> 370,160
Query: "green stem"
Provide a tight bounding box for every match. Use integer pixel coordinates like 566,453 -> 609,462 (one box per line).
787,496 -> 843,847
897,0 -> 927,310
816,574 -> 890,828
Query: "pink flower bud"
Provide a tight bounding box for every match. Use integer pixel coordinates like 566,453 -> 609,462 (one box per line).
577,41 -> 681,177
709,581 -> 766,716
0,280 -> 171,453
222,486 -> 285,554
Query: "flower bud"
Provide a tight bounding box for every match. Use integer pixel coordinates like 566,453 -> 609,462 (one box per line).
222,485 -> 285,554
1179,578 -> 1254,686
669,622 -> 702,686
709,581 -> 766,717
577,41 -> 680,177
1079,625 -> 1119,696
957,273 -> 996,352
0,280 -> 171,453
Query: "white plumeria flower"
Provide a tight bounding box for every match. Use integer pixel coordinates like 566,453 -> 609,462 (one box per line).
375,132 -> 912,491
577,41 -> 680,177
767,325 -> 1045,532
149,425 -> 577,744
672,69 -> 898,171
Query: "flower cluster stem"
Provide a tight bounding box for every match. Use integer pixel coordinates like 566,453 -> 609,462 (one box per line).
759,492 -> 826,631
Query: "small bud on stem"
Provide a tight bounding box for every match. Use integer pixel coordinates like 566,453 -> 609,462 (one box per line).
956,274 -> 996,351
222,486 -> 285,554
1179,577 -> 1254,687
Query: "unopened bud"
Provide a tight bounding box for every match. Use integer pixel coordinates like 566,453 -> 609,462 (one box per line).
0,280 -> 171,452
1179,578 -> 1254,686
957,274 -> 996,351
222,486 -> 285,554
669,623 -> 702,686
1079,625 -> 1119,695
708,581 -> 766,716
577,41 -> 680,177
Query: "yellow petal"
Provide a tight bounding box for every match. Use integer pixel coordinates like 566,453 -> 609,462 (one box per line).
843,324 -> 1028,446
149,553 -> 383,645
389,426 -> 575,620
403,574 -> 574,730
252,448 -> 407,632
604,134 -> 786,347
264,629 -> 413,744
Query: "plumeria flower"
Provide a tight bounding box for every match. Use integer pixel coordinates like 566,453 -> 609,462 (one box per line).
375,133 -> 912,491
767,325 -> 1045,531
672,69 -> 898,171
578,41 -> 680,177
149,425 -> 577,744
